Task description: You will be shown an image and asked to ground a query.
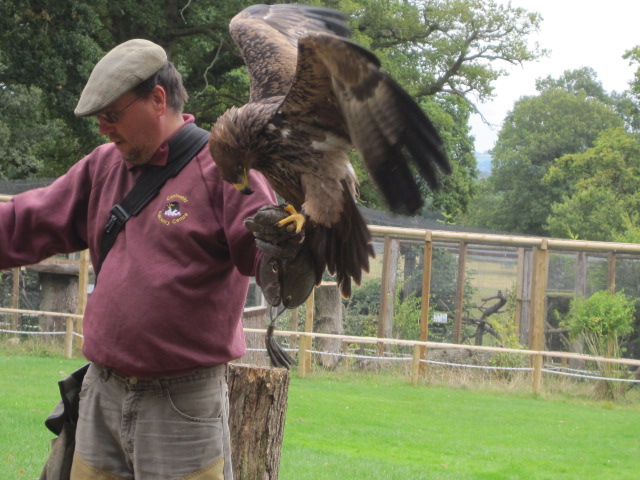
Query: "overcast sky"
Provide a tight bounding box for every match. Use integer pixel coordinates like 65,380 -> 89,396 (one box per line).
469,0 -> 640,153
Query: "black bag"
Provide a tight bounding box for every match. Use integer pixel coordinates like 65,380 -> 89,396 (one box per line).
40,124 -> 209,479
39,364 -> 89,480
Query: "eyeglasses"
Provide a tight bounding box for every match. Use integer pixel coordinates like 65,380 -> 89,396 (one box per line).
96,96 -> 141,124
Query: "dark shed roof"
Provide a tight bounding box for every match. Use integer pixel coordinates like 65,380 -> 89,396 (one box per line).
0,178 -> 55,195
358,206 -> 503,235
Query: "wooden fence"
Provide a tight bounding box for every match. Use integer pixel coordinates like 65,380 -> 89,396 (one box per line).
3,194 -> 640,394
252,325 -> 640,386
3,301 -> 640,396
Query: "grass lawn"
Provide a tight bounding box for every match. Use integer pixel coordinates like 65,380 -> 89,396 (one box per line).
0,353 -> 88,479
1,351 -> 639,479
280,373 -> 640,479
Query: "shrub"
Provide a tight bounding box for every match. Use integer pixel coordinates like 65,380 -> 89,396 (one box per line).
487,288 -> 528,377
562,290 -> 635,399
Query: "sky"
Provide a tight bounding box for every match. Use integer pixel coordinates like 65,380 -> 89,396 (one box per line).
469,0 -> 640,153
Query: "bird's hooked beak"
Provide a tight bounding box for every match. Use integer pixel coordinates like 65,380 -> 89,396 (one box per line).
233,168 -> 254,195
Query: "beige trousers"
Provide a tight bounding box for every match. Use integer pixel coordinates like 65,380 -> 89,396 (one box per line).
70,363 -> 232,480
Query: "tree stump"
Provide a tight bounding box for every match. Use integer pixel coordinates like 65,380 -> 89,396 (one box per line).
26,264 -> 79,332
228,364 -> 290,480
314,283 -> 344,369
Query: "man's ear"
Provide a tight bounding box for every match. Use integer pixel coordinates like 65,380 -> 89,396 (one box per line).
150,85 -> 167,115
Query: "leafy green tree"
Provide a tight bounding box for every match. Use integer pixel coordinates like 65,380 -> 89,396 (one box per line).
472,73 -> 624,235
623,46 -> 640,101
0,1 -> 106,161
0,0 -> 546,221
345,0 -> 546,104
0,84 -> 44,179
535,67 -> 609,102
543,127 -> 640,241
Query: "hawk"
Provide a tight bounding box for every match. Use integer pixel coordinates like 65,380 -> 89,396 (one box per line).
210,3 -> 451,299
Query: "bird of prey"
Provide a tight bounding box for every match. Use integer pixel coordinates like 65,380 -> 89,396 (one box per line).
210,3 -> 451,299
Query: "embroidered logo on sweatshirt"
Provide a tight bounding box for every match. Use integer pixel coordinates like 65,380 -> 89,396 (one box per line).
157,194 -> 190,225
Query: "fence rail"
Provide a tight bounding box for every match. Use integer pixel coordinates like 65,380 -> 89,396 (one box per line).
3,192 -> 640,395
2,310 -> 640,395
368,225 -> 640,253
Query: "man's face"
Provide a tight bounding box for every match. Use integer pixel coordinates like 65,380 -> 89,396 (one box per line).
96,91 -> 161,165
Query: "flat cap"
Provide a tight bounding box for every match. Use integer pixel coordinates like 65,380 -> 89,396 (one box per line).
74,39 -> 167,117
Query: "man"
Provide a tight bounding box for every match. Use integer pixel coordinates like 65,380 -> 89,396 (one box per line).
1,39 -> 300,479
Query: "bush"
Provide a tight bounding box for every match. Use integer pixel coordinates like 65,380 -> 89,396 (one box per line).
562,290 -> 636,399
486,288 -> 528,377
563,290 -> 635,351
343,279 -> 380,338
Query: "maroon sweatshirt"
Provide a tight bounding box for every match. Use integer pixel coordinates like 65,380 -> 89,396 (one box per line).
0,116 -> 276,377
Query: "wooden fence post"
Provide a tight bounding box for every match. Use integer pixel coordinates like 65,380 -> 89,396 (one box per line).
297,290 -> 315,378
11,267 -> 20,333
297,336 -> 308,379
418,231 -> 433,375
411,344 -> 421,385
530,240 -> 549,395
607,251 -> 617,293
228,364 -> 290,480
378,236 -> 399,356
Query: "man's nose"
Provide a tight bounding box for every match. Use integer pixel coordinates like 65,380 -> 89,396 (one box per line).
97,118 -> 115,136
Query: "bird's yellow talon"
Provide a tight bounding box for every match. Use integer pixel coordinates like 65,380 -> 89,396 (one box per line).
277,205 -> 305,233
283,204 -> 297,215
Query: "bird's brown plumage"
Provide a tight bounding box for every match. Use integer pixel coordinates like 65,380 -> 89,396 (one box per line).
209,3 -> 451,298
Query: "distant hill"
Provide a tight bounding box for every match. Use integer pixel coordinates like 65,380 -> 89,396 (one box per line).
475,151 -> 493,177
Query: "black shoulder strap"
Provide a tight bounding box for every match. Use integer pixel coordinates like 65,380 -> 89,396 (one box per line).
98,123 -> 209,271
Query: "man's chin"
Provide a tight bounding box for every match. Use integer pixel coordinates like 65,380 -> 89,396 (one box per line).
120,147 -> 144,165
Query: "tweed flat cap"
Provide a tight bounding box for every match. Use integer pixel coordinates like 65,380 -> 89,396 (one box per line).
74,39 -> 167,117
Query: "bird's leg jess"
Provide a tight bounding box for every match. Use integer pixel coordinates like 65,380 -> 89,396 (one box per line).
276,204 -> 306,233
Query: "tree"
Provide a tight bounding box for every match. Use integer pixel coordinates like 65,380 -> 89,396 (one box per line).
535,67 -> 609,102
0,0 -> 546,221
470,72 -> 624,235
0,0 -> 107,163
329,0 -> 547,218
0,84 -> 45,179
623,46 -> 640,102
543,127 -> 640,241
344,0 -> 546,106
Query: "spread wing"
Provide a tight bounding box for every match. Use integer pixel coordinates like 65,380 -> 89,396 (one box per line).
229,4 -> 351,101
215,4 -> 451,299
280,33 -> 451,214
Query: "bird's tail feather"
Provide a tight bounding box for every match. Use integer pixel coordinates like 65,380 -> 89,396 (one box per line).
307,181 -> 374,298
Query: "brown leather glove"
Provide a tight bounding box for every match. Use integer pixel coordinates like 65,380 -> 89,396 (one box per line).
245,204 -> 315,308
245,205 -> 317,369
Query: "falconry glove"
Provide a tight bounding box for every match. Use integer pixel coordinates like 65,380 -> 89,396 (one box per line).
245,204 -> 316,368
245,204 -> 303,260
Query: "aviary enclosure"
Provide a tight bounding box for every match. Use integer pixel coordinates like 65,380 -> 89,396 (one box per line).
2,194 -> 640,394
